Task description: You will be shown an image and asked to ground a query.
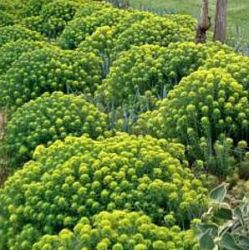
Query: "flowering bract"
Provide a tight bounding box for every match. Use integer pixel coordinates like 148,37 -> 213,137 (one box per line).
0,133 -> 207,249
3,91 -> 107,167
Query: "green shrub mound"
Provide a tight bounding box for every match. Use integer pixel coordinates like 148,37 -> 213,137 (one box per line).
135,68 -> 249,176
0,25 -> 45,47
22,0 -> 80,38
3,91 -> 107,167
58,7 -> 126,49
0,46 -> 102,110
111,15 -> 195,56
164,14 -> 197,30
0,10 -> 15,27
203,50 -> 249,88
77,11 -> 154,66
32,210 -> 198,250
74,1 -> 112,18
20,0 -> 51,17
96,42 -> 231,111
0,133 -> 207,249
0,40 -> 49,76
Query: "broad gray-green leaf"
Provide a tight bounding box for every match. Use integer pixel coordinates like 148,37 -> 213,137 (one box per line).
221,233 -> 243,250
197,224 -> 218,237
214,207 -> 233,220
210,183 -> 227,203
199,230 -> 215,250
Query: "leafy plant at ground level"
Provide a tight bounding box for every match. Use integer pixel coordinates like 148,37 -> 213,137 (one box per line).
195,183 -> 249,250
3,91 -> 107,167
0,133 -> 207,249
58,6 -> 126,49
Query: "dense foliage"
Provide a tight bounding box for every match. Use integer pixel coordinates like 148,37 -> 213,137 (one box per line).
135,68 -> 249,176
0,40 -> 48,76
59,7 -> 126,49
3,91 -> 107,167
22,0 -> 81,38
33,210 -> 198,250
1,0 -> 249,249
96,42 -> 233,111
0,133 -> 207,249
0,25 -> 44,47
0,46 -> 102,110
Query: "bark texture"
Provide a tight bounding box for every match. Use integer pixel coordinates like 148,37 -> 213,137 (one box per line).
195,0 -> 211,43
213,0 -> 228,43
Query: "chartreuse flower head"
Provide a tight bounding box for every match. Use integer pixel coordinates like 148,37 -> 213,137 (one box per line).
3,91 -> 107,167
0,133 -> 207,249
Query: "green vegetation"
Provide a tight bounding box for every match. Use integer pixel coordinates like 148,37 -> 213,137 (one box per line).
3,91 -> 107,167
0,133 -> 207,249
0,0 -> 249,249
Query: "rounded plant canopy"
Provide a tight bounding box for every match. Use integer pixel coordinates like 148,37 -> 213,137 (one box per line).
3,91 -> 107,167
0,46 -> 102,110
0,133 -> 207,249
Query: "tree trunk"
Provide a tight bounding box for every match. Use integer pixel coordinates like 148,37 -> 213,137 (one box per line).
195,0 -> 211,43
213,0 -> 228,43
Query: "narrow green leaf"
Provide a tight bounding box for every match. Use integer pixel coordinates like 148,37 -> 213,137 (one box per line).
233,207 -> 244,226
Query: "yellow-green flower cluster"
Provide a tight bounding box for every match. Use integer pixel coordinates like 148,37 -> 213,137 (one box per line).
0,40 -> 48,75
77,11 -> 153,65
0,46 -> 102,109
164,14 -> 197,30
58,6 -> 126,49
96,43 -> 204,109
3,91 -> 107,167
135,68 -> 249,175
0,133 -> 207,249
0,10 -> 15,27
0,25 -> 45,47
96,42 -> 233,111
22,0 -> 80,38
112,15 -> 194,56
74,1 -> 112,19
203,50 -> 249,88
32,211 -> 198,250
